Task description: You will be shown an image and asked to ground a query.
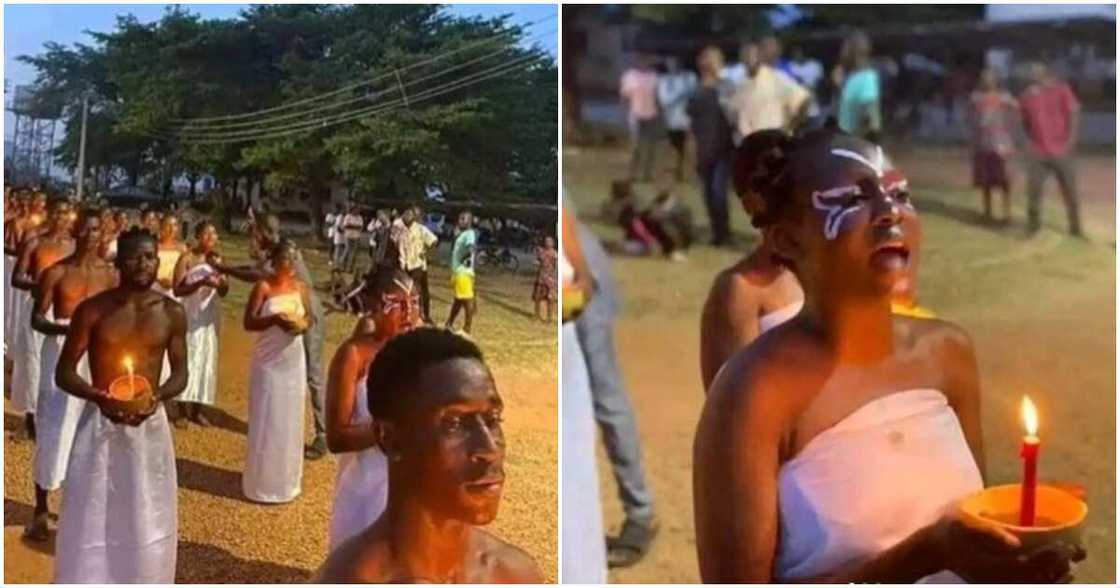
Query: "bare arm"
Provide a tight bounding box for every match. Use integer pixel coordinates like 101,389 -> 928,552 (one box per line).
31,265 -> 68,336
325,342 -> 380,454
561,209 -> 593,298
155,301 -> 189,402
939,324 -> 986,482
699,271 -> 761,391
243,281 -> 284,332
172,252 -> 205,297
56,300 -> 104,402
12,239 -> 39,290
212,256 -> 268,283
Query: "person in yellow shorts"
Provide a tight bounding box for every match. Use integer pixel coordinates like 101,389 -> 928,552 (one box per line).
445,211 -> 478,334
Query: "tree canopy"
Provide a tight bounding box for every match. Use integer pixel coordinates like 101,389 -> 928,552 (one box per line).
18,4 -> 557,211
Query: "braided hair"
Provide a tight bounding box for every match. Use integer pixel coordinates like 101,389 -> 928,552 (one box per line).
733,128 -> 852,229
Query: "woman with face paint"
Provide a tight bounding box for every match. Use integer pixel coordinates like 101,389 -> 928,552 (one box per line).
242,240 -> 315,503
700,130 -> 806,391
325,267 -> 420,549
693,130 -> 1082,583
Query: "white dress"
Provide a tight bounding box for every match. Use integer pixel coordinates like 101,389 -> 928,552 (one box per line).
33,312 -> 90,491
759,300 -> 803,334
775,389 -> 982,582
55,364 -> 177,583
559,250 -> 608,583
328,374 -> 389,549
243,292 -> 307,503
178,263 -> 220,406
10,288 -> 43,415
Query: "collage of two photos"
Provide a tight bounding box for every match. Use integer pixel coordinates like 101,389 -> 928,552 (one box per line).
2,2 -> 558,583
0,1 -> 1118,586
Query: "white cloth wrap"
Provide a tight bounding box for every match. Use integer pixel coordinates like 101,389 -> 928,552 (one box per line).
33,314 -> 89,490
179,263 -> 220,405
4,254 -> 15,348
759,300 -> 803,334
328,375 -> 388,549
776,389 -> 982,583
560,321 -> 607,583
55,371 -> 177,583
10,288 -> 44,414
243,293 -> 307,503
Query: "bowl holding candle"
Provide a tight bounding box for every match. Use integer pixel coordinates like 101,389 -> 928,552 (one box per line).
103,356 -> 156,415
959,484 -> 1087,551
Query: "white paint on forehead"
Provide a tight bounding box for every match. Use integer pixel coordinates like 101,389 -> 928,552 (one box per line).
830,146 -> 885,178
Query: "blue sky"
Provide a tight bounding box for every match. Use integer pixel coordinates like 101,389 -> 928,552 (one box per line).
2,3 -> 557,139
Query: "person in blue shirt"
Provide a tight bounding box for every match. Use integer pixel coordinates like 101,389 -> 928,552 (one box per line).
445,210 -> 478,335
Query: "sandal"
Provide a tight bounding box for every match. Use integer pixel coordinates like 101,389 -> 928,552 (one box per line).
606,517 -> 659,569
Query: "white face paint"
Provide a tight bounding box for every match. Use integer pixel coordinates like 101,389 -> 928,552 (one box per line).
810,146 -> 912,240
811,184 -> 865,240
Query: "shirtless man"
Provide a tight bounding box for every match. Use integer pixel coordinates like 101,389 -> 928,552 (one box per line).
25,209 -> 118,540
10,201 -> 78,438
317,328 -> 541,583
6,192 -> 49,252
53,227 -> 188,583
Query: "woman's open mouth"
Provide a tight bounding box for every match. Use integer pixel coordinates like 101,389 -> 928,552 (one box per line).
870,242 -> 910,271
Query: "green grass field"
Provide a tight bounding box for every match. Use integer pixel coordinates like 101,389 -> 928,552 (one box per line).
4,231 -> 558,582
564,143 -> 1115,583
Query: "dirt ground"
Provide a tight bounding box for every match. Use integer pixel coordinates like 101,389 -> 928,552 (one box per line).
564,143 -> 1116,583
3,238 -> 557,583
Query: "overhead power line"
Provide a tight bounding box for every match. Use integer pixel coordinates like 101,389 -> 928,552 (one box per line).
144,51 -> 544,145
169,13 -> 556,124
169,29 -> 555,134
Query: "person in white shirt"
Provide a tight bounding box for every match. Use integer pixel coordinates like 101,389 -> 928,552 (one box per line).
728,40 -> 810,144
325,206 -> 341,267
658,56 -> 698,181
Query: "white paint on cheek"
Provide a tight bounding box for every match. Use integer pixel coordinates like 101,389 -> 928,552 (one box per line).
811,185 -> 864,240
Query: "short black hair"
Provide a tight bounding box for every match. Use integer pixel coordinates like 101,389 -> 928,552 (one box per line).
367,327 -> 486,421
117,226 -> 157,258
194,219 -> 215,237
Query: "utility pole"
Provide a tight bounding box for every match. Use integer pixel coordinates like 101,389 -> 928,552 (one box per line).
75,93 -> 89,200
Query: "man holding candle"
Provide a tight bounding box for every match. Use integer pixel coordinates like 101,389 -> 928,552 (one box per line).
10,200 -> 78,440
53,227 -> 188,583
25,208 -> 119,542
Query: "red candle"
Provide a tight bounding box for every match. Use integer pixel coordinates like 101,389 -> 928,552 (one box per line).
1019,396 -> 1040,526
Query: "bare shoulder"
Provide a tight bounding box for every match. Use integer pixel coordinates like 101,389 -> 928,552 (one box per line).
474,529 -> 542,583
704,325 -> 827,437
315,535 -> 379,583
904,315 -> 975,358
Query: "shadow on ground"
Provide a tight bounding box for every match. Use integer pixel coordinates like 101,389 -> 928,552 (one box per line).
177,541 -> 312,583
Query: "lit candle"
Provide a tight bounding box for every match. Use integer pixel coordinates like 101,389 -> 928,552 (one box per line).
1019,395 -> 1040,526
123,355 -> 135,397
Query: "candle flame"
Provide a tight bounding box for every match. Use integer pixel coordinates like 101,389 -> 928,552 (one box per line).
123,355 -> 134,376
1021,395 -> 1038,436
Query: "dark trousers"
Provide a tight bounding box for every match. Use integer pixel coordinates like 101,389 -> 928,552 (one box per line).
409,267 -> 432,322
1026,154 -> 1082,235
697,157 -> 731,245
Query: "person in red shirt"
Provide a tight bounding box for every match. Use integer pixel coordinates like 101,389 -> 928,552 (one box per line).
1018,62 -> 1082,237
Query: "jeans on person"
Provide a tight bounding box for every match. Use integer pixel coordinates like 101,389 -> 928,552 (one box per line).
1026,154 -> 1082,235
342,238 -> 361,271
331,242 -> 347,267
303,316 -> 326,443
697,157 -> 731,245
630,118 -> 663,182
408,267 -> 432,323
575,303 -> 655,525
